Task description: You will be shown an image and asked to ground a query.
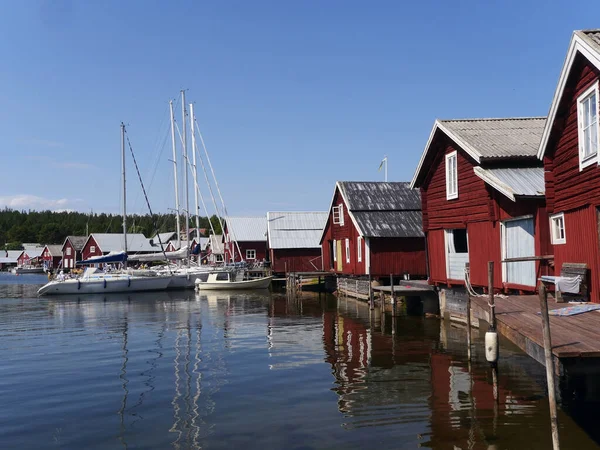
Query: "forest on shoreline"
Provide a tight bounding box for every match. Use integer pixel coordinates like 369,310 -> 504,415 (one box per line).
0,208 -> 222,249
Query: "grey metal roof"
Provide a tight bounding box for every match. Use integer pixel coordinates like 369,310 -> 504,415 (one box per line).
151,232 -> 176,244
226,217 -> 267,242
6,250 -> 22,259
440,117 -> 546,159
474,167 -> 545,201
23,248 -> 43,258
209,234 -> 224,254
339,182 -> 421,211
90,233 -> 156,253
65,236 -> 88,251
44,245 -> 63,257
352,211 -> 424,238
267,211 -> 328,249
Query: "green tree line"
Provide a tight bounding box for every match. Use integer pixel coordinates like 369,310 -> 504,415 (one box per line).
0,208 -> 222,249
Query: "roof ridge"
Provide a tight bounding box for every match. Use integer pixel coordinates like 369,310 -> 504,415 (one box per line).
440,116 -> 546,123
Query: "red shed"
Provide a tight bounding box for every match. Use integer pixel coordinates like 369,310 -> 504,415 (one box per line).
61,236 -> 87,270
537,30 -> 600,302
267,211 -> 328,274
223,217 -> 267,263
320,181 -> 426,279
411,117 -> 550,293
17,247 -> 43,267
41,245 -> 63,270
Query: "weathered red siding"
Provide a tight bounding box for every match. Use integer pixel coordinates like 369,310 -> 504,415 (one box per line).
42,247 -> 61,269
270,248 -> 322,273
224,240 -> 267,263
422,135 -> 490,230
553,205 -> 600,302
427,230 -> 447,283
545,55 -> 600,212
62,240 -> 78,269
369,237 -> 426,277
82,237 -> 103,261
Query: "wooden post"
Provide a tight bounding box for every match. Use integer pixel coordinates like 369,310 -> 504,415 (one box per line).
368,273 -> 374,310
466,291 -> 472,361
390,274 -> 396,317
488,261 -> 496,330
539,282 -> 560,450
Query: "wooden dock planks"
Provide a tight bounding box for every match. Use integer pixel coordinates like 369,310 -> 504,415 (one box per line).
470,294 -> 600,361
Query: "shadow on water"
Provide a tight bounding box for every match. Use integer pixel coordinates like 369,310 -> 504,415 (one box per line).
0,275 -> 599,449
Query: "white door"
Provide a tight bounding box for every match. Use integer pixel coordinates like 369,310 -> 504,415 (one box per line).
503,218 -> 536,287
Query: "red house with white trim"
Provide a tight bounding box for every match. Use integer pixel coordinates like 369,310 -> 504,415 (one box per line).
538,29 -> 600,302
411,118 -> 551,296
62,236 -> 87,270
320,181 -> 426,279
41,245 -> 63,270
223,217 -> 267,263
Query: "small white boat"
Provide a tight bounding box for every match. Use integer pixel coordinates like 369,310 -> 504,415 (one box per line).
12,266 -> 45,274
195,270 -> 273,291
38,268 -> 172,296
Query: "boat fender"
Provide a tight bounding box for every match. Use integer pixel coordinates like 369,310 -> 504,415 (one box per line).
485,331 -> 499,363
104,279 -> 107,289
77,280 -> 81,290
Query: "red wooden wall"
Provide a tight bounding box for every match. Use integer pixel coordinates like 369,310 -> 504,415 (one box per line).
224,240 -> 267,263
369,237 -> 426,277
270,248 -> 322,273
82,237 -> 103,261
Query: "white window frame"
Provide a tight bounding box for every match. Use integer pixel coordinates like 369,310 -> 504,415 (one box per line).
90,245 -> 96,253
332,239 -> 337,261
215,254 -> 223,262
345,238 -> 350,263
246,249 -> 256,260
357,236 -> 362,262
66,248 -> 72,256
550,213 -> 566,245
577,81 -> 599,171
445,151 -> 458,200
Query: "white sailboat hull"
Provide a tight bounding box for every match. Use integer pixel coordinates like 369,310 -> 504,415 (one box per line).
195,276 -> 273,291
38,275 -> 172,296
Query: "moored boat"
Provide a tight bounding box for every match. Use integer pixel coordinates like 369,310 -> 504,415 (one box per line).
194,269 -> 273,291
37,268 -> 172,296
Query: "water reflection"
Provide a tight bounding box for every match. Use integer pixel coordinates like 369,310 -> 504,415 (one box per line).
0,275 -> 598,449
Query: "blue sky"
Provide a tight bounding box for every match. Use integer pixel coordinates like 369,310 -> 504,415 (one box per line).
0,1 -> 598,216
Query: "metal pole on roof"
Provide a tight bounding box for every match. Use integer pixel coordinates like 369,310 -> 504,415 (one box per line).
385,156 -> 388,182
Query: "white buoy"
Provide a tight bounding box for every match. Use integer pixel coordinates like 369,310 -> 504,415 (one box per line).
485,331 -> 499,363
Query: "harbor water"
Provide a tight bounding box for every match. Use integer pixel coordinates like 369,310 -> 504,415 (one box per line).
0,272 -> 599,449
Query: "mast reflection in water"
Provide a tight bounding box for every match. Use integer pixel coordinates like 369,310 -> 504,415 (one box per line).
0,273 -> 598,449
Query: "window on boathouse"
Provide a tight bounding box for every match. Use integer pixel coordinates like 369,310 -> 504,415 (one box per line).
445,151 -> 458,200
577,81 -> 599,170
246,249 -> 256,260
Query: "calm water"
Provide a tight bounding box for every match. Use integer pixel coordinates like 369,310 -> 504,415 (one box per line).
0,272 -> 598,450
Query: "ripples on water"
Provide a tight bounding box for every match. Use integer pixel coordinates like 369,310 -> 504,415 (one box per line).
0,272 -> 598,449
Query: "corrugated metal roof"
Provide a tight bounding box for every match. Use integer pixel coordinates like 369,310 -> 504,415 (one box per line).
6,250 -> 22,259
23,248 -> 43,258
352,211 -> 424,238
151,232 -> 176,243
209,234 -> 224,254
267,211 -> 328,249
90,233 -> 156,253
440,117 -> 546,159
474,167 -> 545,201
226,217 -> 267,242
579,29 -> 600,51
339,182 -> 421,210
65,236 -> 87,251
44,245 -> 63,257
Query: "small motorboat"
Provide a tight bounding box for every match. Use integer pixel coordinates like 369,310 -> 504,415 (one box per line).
194,269 -> 273,291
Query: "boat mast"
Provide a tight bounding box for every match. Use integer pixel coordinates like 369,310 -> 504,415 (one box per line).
169,100 -> 181,249
189,103 -> 201,242
121,122 -> 128,254
181,90 -> 190,260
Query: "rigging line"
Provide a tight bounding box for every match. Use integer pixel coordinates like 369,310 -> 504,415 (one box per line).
194,117 -> 243,260
189,143 -> 217,240
124,127 -> 172,273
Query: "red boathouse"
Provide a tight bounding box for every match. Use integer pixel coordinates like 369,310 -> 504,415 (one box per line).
410,118 -> 551,312
41,245 -> 63,270
223,217 -> 267,263
61,236 -> 87,270
320,181 -> 426,279
538,29 -> 600,302
267,211 -> 328,274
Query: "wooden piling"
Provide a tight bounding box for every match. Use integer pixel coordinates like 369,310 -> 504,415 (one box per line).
488,261 -> 496,330
466,292 -> 472,361
390,274 -> 397,317
539,282 -> 560,450
368,273 -> 374,310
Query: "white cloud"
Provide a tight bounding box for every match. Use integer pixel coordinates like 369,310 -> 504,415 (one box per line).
0,195 -> 83,211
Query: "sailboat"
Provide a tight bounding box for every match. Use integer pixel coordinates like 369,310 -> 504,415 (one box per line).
38,124 -> 173,296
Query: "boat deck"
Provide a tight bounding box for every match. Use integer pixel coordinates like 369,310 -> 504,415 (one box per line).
470,294 -> 600,362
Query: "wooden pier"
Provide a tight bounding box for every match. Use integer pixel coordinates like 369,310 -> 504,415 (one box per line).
470,294 -> 600,365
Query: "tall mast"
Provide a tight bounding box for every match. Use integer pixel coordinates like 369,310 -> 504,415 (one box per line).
169,100 -> 181,249
189,103 -> 201,241
121,122 -> 128,254
181,90 -> 190,260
